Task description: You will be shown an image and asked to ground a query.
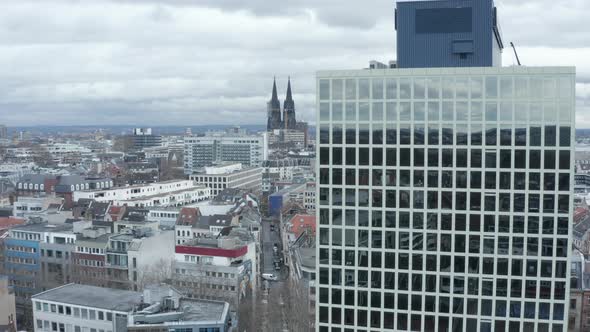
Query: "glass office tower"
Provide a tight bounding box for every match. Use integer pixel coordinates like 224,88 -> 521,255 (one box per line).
316,67 -> 575,331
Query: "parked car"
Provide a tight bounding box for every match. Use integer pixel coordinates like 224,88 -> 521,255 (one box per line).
262,273 -> 278,281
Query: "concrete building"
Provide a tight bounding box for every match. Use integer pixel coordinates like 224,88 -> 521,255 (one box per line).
16,174 -> 113,207
189,163 -> 262,196
127,285 -> 232,332
72,180 -> 211,208
12,196 -> 62,219
569,289 -> 590,332
575,173 -> 590,194
130,128 -> 162,151
0,276 -> 17,332
184,132 -> 268,171
268,183 -> 307,216
171,229 -> 257,309
126,230 -> 175,291
72,232 -> 110,288
304,182 -> 317,213
261,158 -> 312,193
4,223 -> 77,318
31,283 -> 142,332
0,163 -> 35,186
268,129 -> 308,148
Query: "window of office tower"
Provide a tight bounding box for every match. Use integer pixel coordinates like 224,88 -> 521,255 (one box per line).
317,68 -> 574,332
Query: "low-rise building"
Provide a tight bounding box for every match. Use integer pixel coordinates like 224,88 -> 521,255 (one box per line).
32,283 -> 142,332
31,283 -> 232,332
73,180 -> 211,208
4,223 -> 77,318
126,231 -> 175,291
570,248 -> 590,332
189,163 -> 262,196
171,230 -> 256,309
13,196 -> 63,219
0,275 -> 17,332
127,285 -> 232,332
175,208 -> 234,245
17,174 -> 113,207
72,231 -> 110,288
283,214 -> 316,332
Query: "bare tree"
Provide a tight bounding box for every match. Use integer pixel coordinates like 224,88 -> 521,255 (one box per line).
136,258 -> 173,290
283,278 -> 314,332
112,136 -> 133,153
30,145 -> 54,168
237,291 -> 265,331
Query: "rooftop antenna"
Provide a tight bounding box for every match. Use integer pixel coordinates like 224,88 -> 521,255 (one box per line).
510,42 -> 522,66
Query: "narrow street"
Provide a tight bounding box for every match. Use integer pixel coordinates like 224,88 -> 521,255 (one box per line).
260,217 -> 290,331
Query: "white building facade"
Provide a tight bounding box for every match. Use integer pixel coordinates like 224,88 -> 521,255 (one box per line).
73,180 -> 211,208
316,67 -> 575,331
189,163 -> 263,196
184,133 -> 268,173
32,284 -> 141,332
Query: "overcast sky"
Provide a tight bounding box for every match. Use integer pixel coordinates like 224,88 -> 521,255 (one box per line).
0,0 -> 589,127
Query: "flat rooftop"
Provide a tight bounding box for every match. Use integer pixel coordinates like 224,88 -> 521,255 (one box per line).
180,299 -> 227,322
317,66 -> 576,78
32,284 -> 142,312
297,247 -> 316,270
122,186 -> 208,202
11,223 -> 73,233
77,179 -> 193,192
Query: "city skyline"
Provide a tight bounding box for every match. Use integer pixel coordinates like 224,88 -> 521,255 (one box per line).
0,0 -> 589,127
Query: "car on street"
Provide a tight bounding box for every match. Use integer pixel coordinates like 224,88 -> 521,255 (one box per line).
262,273 -> 278,281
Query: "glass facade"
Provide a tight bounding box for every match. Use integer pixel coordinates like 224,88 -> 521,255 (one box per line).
316,68 -> 575,332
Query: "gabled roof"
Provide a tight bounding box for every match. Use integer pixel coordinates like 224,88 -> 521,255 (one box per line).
176,207 -> 201,226
197,214 -> 232,229
0,217 -> 26,230
108,205 -> 124,215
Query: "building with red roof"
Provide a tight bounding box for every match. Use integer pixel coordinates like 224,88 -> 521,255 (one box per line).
288,214 -> 316,237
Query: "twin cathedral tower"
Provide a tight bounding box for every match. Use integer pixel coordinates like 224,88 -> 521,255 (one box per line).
266,77 -> 297,131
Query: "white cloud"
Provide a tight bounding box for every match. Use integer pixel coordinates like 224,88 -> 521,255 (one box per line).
0,0 -> 588,127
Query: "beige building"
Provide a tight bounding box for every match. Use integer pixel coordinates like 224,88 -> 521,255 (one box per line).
569,289 -> 590,332
0,276 -> 17,331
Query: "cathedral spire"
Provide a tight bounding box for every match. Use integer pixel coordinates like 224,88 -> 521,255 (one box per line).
286,76 -> 293,101
271,76 -> 279,101
283,77 -> 296,130
267,77 -> 282,131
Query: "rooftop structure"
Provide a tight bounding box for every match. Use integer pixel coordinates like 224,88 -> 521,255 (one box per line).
32,283 -> 232,332
395,0 -> 503,68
